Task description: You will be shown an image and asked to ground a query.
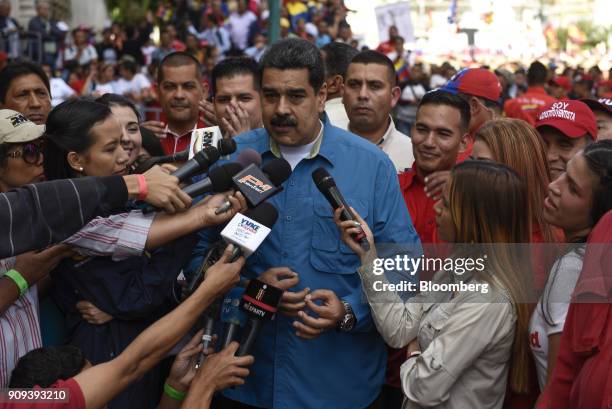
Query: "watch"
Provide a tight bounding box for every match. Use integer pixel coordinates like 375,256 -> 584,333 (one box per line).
337,300 -> 356,332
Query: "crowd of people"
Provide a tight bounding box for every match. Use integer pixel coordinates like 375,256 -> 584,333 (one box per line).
0,1 -> 611,409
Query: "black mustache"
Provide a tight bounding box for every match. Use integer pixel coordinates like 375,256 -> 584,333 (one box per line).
270,116 -> 297,127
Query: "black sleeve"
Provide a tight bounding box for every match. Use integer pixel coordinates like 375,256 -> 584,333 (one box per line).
0,176 -> 128,258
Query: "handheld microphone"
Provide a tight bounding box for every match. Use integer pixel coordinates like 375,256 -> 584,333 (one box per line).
186,202 -> 279,294
220,202 -> 279,261
170,145 -> 220,182
133,149 -> 190,174
237,278 -> 284,356
215,157 -> 292,214
221,287 -> 247,348
189,126 -> 225,159
142,162 -> 243,213
182,162 -> 243,197
312,167 -> 370,252
191,203 -> 278,367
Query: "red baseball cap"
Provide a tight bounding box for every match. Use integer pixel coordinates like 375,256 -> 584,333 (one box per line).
535,100 -> 598,139
549,76 -> 572,92
581,98 -> 612,116
440,68 -> 501,102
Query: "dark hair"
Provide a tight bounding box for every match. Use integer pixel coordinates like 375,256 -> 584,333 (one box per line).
119,58 -> 138,75
96,93 -> 140,121
211,57 -> 260,95
157,51 -> 202,83
320,42 -> 359,80
583,140 -> 612,225
9,345 -> 86,388
0,60 -> 50,103
418,89 -> 471,133
527,61 -> 548,86
350,50 -> 398,86
43,98 -> 113,180
259,38 -> 324,91
140,125 -> 165,157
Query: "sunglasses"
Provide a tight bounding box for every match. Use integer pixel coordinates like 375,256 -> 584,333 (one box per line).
7,141 -> 44,165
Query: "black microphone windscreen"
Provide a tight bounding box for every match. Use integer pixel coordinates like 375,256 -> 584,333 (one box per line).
173,149 -> 189,162
199,145 -> 220,165
235,148 -> 262,168
209,163 -> 244,192
218,138 -> 237,156
262,158 -> 292,187
312,167 -> 336,191
244,202 -> 278,229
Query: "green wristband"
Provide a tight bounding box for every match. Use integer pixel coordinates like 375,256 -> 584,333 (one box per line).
5,269 -> 28,297
164,382 -> 187,401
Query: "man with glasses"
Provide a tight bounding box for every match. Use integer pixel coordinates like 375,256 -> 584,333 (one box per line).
0,109 -> 45,192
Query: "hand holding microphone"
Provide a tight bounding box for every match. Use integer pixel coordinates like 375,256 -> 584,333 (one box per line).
333,206 -> 375,261
312,167 -> 371,252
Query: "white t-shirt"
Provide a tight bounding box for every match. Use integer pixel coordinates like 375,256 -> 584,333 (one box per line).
114,73 -> 151,96
93,81 -> 118,96
227,11 -> 257,50
63,44 -> 98,66
278,121 -> 323,170
529,245 -> 584,390
50,77 -> 76,106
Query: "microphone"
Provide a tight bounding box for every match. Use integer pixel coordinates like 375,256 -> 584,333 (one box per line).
191,203 -> 278,367
220,202 -> 279,261
215,157 -> 292,214
182,162 -> 243,197
237,278 -> 284,356
186,202 -> 278,294
170,145 -> 220,182
132,149 -> 189,174
220,287 -> 247,348
217,138 -> 237,156
312,167 -> 370,252
142,162 -> 243,213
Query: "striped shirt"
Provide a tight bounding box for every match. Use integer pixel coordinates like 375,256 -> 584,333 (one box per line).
0,210 -> 153,387
0,257 -> 41,387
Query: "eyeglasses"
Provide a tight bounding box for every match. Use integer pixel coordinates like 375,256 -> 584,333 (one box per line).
6,141 -> 44,165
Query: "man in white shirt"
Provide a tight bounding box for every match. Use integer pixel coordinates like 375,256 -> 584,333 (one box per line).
227,0 -> 257,51
41,63 -> 75,106
321,42 -> 358,130
343,50 -> 414,172
114,57 -> 151,102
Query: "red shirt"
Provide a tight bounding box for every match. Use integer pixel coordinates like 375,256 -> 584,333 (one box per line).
160,119 -> 206,155
1,378 -> 85,409
384,169 -> 440,389
398,168 -> 438,244
539,303 -> 612,409
504,87 -> 557,126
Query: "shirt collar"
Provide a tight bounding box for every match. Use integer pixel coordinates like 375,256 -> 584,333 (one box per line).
164,120 -> 205,139
269,120 -> 330,163
378,116 -> 396,147
527,86 -> 548,95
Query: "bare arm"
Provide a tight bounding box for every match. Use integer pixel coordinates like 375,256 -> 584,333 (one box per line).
73,245 -> 244,409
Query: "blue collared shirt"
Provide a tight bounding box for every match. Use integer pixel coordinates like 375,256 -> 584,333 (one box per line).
189,123 -> 421,409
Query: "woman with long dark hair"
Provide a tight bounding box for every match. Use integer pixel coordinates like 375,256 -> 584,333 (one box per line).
42,98 -> 243,409
529,140 -> 612,403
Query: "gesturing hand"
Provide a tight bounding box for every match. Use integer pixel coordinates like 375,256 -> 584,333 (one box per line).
293,289 -> 345,340
258,268 -> 309,317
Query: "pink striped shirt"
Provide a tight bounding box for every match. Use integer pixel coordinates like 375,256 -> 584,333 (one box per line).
0,257 -> 41,387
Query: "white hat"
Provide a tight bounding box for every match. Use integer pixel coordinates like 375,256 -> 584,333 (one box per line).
305,22 -> 318,38
0,109 -> 45,144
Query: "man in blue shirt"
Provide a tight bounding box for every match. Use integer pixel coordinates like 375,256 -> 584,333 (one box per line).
191,38 -> 421,409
